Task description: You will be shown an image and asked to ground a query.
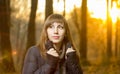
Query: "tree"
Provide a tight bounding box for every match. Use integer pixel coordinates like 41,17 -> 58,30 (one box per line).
45,0 -> 53,19
0,0 -> 15,72
115,18 -> 119,57
106,0 -> 112,58
63,0 -> 66,16
80,0 -> 88,65
27,0 -> 38,49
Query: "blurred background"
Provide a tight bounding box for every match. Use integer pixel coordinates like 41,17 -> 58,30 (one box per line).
0,0 -> 120,74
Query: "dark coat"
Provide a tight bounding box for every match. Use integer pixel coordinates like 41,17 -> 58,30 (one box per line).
22,46 -> 83,74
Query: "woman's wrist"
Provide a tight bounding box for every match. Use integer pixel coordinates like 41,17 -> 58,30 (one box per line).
47,48 -> 59,57
66,47 -> 75,54
46,53 -> 59,71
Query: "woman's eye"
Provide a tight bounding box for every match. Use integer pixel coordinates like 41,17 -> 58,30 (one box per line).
58,25 -> 64,29
48,25 -> 53,28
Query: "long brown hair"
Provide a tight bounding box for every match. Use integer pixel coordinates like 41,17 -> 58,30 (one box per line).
37,14 -> 74,58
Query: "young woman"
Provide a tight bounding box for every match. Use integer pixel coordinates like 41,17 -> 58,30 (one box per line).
22,14 -> 83,74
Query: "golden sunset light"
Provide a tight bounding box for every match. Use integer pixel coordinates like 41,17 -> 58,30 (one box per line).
1,0 -> 120,73
53,0 -> 64,13
12,50 -> 17,56
88,0 -> 107,20
17,0 -> 120,22
65,0 -> 81,13
37,0 -> 120,23
37,0 -> 45,13
37,0 -> 81,13
110,2 -> 120,23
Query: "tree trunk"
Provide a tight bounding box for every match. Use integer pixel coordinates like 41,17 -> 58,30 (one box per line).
115,19 -> 119,57
63,0 -> 66,16
106,0 -> 112,58
27,0 -> 38,49
45,0 -> 53,19
80,0 -> 88,65
0,0 -> 15,72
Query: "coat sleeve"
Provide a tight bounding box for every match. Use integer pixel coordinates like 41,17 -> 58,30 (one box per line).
22,46 -> 59,74
66,52 -> 83,74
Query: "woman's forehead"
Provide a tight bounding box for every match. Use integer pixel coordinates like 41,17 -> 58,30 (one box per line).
51,22 -> 64,25
51,18 -> 64,23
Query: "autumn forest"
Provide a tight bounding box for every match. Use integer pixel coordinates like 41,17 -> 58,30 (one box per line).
0,0 -> 120,74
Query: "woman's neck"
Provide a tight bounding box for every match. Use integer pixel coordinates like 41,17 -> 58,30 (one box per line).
53,42 -> 62,51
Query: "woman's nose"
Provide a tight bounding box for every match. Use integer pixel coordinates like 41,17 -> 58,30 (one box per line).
54,28 -> 58,34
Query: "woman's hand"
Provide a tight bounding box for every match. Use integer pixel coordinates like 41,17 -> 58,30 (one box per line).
47,48 -> 59,57
45,40 -> 59,57
66,42 -> 75,54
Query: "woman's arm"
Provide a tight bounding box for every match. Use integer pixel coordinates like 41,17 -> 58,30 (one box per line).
22,46 -> 59,74
66,52 -> 83,74
34,53 -> 59,74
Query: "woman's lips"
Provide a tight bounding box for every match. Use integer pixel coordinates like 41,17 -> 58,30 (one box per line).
53,36 -> 59,39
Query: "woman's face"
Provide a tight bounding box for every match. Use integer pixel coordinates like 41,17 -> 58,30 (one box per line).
47,22 -> 65,44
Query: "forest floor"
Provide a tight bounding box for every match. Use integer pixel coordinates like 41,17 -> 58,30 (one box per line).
82,58 -> 120,74
1,58 -> 120,74
83,64 -> 120,74
2,65 -> 120,74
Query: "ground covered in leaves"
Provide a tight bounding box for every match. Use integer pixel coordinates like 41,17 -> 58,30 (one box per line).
83,58 -> 120,74
83,64 -> 120,74
1,59 -> 120,74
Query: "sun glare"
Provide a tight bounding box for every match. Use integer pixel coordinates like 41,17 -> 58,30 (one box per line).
65,0 -> 81,13
37,0 -> 45,13
88,0 -> 107,20
53,0 -> 64,13
110,2 -> 119,23
12,50 -> 17,56
37,0 -> 120,22
37,0 -> 107,19
53,0 -> 81,13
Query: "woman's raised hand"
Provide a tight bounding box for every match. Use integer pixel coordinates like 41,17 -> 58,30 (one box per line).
66,42 -> 75,54
45,40 -> 59,57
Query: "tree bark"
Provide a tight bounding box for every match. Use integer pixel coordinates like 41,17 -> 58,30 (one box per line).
80,0 -> 88,65
45,0 -> 53,19
0,0 -> 15,72
106,0 -> 112,58
27,0 -> 38,49
63,0 -> 66,16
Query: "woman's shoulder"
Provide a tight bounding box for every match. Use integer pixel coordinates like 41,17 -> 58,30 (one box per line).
28,46 -> 39,52
23,46 -> 42,67
26,45 -> 40,57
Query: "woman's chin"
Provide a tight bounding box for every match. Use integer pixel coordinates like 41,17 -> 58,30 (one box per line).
53,41 -> 59,44
52,40 -> 61,44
